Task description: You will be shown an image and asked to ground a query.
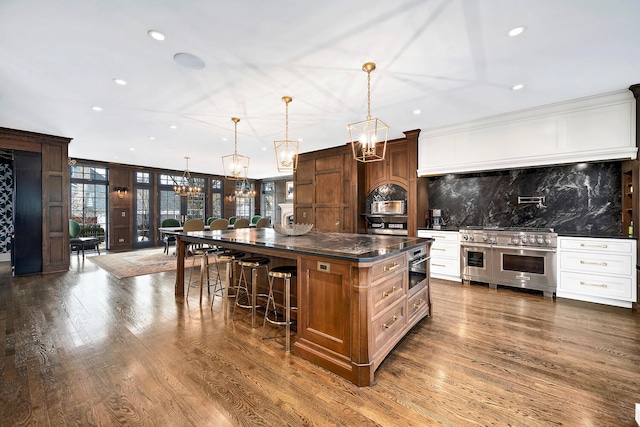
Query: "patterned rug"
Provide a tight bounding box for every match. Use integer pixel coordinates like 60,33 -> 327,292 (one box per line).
87,248 -> 208,279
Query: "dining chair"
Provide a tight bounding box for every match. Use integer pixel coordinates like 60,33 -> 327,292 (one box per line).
234,218 -> 250,229
251,215 -> 262,225
207,217 -> 219,225
209,218 -> 229,230
228,216 -> 238,225
255,217 -> 271,228
161,218 -> 181,254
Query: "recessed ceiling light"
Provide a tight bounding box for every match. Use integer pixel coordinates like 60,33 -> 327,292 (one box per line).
413,109 -> 422,115
511,84 -> 524,91
148,136 -> 155,140
261,147 -> 267,151
129,148 -> 135,151
222,137 -> 228,142
298,138 -> 303,142
169,124 -> 177,129
91,106 -> 102,111
148,30 -> 165,41
113,78 -> 127,86
508,26 -> 526,37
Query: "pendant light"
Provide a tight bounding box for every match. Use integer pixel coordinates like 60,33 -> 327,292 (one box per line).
274,96 -> 299,173
348,62 -> 388,163
222,117 -> 250,180
174,156 -> 201,196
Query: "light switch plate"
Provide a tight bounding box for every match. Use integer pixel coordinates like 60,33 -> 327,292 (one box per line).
635,403 -> 639,425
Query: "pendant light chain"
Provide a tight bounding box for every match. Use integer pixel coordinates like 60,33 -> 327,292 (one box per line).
366,67 -> 372,120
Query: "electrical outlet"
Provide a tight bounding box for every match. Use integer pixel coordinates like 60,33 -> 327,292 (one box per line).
121,211 -> 126,217
118,238 -> 125,242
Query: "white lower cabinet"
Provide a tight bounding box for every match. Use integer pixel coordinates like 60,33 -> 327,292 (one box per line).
417,230 -> 461,282
557,236 -> 637,308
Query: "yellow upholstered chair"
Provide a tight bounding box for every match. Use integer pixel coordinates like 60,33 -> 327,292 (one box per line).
234,218 -> 250,229
255,217 -> 271,228
209,218 -> 229,230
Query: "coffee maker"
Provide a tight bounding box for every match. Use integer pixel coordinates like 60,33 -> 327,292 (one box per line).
428,209 -> 445,229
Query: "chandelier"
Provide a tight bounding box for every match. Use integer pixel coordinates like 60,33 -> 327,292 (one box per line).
174,156 -> 201,196
222,117 -> 250,180
274,96 -> 299,173
348,62 -> 388,163
235,176 -> 256,198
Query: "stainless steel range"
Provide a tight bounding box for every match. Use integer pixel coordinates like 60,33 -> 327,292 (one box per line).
460,227 -> 558,297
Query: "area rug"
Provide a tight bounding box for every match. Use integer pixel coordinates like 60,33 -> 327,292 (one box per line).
87,248 -> 209,279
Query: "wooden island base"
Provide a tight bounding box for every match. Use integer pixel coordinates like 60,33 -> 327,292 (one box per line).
172,229 -> 432,386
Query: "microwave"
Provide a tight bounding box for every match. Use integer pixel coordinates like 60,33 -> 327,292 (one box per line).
371,200 -> 405,215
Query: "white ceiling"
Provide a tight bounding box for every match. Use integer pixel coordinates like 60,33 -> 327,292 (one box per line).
1,0 -> 639,178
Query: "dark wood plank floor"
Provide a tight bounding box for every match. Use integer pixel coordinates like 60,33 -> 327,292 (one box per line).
1,255 -> 639,426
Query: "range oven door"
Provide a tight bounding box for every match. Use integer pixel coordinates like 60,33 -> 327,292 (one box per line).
491,246 -> 557,292
460,244 -> 492,283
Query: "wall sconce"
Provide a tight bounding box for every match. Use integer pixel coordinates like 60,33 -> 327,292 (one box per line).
114,186 -> 129,199
226,193 -> 236,202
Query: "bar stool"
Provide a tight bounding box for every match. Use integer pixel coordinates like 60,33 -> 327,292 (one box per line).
261,265 -> 297,352
212,250 -> 245,317
186,246 -> 219,304
233,256 -> 270,328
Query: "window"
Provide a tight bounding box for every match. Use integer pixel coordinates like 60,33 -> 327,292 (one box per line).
262,181 -> 275,223
211,178 -> 223,219
134,171 -> 153,247
235,181 -> 255,218
70,165 -> 108,248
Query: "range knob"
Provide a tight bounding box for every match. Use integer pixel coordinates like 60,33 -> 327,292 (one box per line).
462,234 -> 468,240
469,235 -> 475,241
545,238 -> 552,245
512,237 -> 520,244
536,236 -> 544,244
482,235 -> 488,241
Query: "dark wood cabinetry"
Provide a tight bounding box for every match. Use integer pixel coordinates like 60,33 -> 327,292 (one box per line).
294,146 -> 362,233
365,129 -> 426,237
294,129 -> 425,236
0,127 -> 71,275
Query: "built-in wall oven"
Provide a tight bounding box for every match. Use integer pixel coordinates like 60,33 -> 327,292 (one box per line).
408,245 -> 429,298
460,227 -> 557,297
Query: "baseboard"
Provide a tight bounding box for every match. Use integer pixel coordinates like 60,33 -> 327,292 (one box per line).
0,253 -> 10,262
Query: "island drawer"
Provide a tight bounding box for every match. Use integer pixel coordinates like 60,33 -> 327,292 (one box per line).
408,286 -> 429,320
371,301 -> 405,355
371,252 -> 407,281
371,267 -> 406,316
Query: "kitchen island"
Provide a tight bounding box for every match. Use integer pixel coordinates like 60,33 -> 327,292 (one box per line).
172,228 -> 433,386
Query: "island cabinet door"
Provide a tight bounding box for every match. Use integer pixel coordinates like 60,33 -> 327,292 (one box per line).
295,257 -> 352,366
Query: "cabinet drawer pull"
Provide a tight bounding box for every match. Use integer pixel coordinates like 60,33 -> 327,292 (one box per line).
580,243 -> 608,249
432,263 -> 446,267
413,299 -> 425,310
431,235 -> 447,239
383,263 -> 400,272
382,315 -> 399,330
580,260 -> 608,266
580,281 -> 608,288
382,286 -> 401,298
432,247 -> 446,251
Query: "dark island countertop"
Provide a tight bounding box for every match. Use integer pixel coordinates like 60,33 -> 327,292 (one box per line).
170,228 -> 432,262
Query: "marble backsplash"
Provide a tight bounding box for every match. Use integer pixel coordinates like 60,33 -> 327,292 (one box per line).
427,162 -> 622,235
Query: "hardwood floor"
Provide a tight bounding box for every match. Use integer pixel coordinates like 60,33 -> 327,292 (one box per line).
1,256 -> 639,426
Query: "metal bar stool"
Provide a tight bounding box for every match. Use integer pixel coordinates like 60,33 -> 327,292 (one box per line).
233,256 -> 270,328
261,265 -> 297,352
186,246 -> 219,304
212,250 -> 245,317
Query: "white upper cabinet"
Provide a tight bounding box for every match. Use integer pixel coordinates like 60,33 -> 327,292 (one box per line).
417,90 -> 637,176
